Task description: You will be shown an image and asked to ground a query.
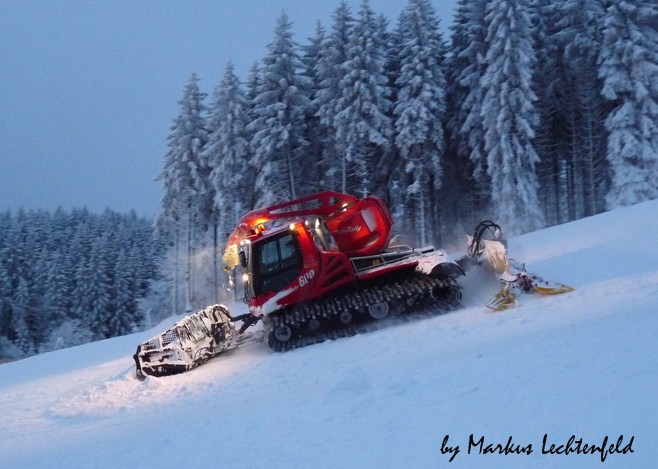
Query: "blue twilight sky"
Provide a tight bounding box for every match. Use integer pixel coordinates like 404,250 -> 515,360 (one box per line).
0,1 -> 456,218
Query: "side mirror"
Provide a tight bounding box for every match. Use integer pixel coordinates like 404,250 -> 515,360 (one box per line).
239,250 -> 248,268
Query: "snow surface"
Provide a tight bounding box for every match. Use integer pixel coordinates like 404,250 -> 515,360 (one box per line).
1,201 -> 657,468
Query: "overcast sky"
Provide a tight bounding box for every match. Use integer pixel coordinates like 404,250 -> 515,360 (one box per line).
0,0 -> 456,218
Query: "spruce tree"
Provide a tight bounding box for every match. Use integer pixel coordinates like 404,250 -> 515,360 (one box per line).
11,278 -> 34,356
158,74 -> 208,312
248,12 -> 312,206
302,22 -> 328,194
599,0 -> 658,208
392,0 -> 447,245
206,62 -> 252,237
535,0 -> 609,225
562,0 -> 608,217
204,62 -> 253,299
85,240 -> 112,339
533,0 -> 571,225
334,0 -> 392,197
480,0 -> 545,235
314,1 -> 355,192
448,0 -> 490,227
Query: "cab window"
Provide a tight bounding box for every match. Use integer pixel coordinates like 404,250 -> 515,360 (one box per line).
253,232 -> 302,296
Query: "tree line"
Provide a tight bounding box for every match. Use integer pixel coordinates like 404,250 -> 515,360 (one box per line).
0,209 -> 161,359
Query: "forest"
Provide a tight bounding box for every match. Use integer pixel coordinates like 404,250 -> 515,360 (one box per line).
2,0 -> 657,359
0,209 -> 161,358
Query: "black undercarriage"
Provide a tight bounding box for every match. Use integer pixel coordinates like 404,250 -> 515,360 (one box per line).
265,269 -> 462,351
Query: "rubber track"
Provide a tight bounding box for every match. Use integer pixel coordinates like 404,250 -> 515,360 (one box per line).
266,274 -> 462,351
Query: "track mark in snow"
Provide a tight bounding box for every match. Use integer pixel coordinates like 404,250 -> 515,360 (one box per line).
48,368 -> 166,418
49,335 -> 272,419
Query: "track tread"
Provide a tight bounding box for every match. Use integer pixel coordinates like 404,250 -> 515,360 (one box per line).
266,273 -> 462,352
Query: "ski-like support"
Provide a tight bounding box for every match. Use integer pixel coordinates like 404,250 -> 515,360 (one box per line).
485,261 -> 574,311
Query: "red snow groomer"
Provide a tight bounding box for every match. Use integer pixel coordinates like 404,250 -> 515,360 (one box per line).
133,192 -> 572,379
222,191 -> 465,347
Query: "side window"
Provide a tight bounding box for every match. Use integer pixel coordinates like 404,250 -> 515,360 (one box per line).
279,235 -> 298,267
259,239 -> 280,273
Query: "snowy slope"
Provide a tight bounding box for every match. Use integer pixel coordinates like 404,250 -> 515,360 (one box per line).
1,201 -> 657,469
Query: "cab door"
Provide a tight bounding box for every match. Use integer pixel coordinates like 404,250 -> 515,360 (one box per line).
252,231 -> 303,297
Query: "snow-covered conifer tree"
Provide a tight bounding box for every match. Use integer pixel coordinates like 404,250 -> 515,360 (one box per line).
205,62 -> 252,237
244,62 -> 261,109
158,74 -> 208,312
598,0 -> 658,208
160,75 -> 210,225
451,0 -> 490,221
244,62 -> 261,200
108,249 -> 138,337
302,22 -> 328,193
314,1 -> 354,192
534,0 -> 608,225
334,0 -> 392,197
248,12 -> 312,206
11,278 -> 34,356
0,221 -> 11,329
204,62 -> 252,299
533,0 -> 572,225
392,0 -> 447,245
480,0 -> 545,235
0,260 -> 12,345
41,250 -> 70,326
561,0 -> 608,217
81,239 -> 112,339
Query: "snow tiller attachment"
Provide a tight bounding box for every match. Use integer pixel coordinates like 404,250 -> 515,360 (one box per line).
461,220 -> 509,274
459,220 -> 573,311
133,305 -> 253,379
462,220 -> 574,311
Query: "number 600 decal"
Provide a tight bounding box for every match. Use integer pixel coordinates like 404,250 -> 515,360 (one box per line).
299,269 -> 315,287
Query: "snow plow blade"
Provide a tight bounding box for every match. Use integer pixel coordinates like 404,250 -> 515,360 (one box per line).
533,282 -> 574,295
485,269 -> 574,312
133,304 -> 239,379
